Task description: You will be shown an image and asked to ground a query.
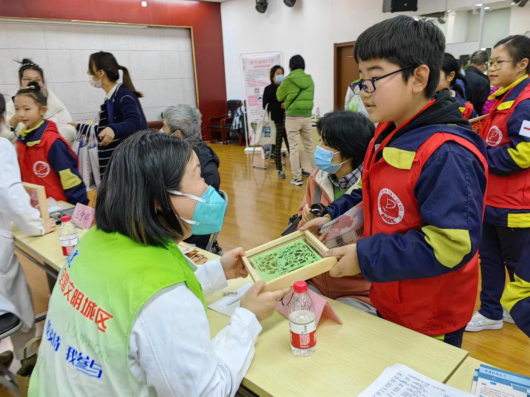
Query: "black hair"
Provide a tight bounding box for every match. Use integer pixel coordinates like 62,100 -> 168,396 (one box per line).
89,51 -> 143,98
0,94 -> 5,115
317,111 -> 374,169
354,15 -> 445,98
96,131 -> 194,246
16,58 -> 45,82
441,53 -> 466,99
494,35 -> 530,74
270,65 -> 284,83
470,50 -> 488,66
15,81 -> 47,107
289,55 -> 305,71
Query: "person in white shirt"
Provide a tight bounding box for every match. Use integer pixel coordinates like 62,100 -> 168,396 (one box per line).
29,130 -> 289,396
0,95 -> 56,360
4,58 -> 76,146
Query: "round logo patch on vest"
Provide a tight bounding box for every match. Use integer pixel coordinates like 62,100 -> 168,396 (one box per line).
378,188 -> 405,225
486,125 -> 503,147
33,161 -> 50,178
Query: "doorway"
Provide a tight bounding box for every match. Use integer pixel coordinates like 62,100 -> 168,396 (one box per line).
334,41 -> 359,110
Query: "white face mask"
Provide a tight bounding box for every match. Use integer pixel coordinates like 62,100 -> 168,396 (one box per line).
88,75 -> 102,89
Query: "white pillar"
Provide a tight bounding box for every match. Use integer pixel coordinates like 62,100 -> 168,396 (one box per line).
478,4 -> 486,49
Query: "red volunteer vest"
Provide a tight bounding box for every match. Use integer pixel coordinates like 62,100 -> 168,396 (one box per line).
460,102 -> 474,120
16,121 -> 77,202
479,81 -> 530,209
362,121 -> 488,336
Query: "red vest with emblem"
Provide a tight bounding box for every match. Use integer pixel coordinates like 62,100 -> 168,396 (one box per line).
479,81 -> 530,209
16,121 -> 77,202
362,122 -> 488,336
460,102 -> 474,120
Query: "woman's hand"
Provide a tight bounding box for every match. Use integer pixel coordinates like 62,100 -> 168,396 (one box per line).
325,245 -> 361,278
281,103 -> 285,109
98,127 -> 115,146
220,247 -> 248,280
301,204 -> 316,224
299,216 -> 329,237
240,282 -> 291,322
43,219 -> 57,235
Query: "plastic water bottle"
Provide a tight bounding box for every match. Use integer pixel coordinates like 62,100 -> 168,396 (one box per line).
289,281 -> 316,357
316,108 -> 321,119
59,215 -> 79,257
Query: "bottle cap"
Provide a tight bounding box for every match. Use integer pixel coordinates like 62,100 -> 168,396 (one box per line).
293,281 -> 307,294
61,215 -> 71,223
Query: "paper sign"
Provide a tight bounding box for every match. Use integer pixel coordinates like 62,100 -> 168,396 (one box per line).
71,203 -> 95,229
275,289 -> 343,326
208,283 -> 253,317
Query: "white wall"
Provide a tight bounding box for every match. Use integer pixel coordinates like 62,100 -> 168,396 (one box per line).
509,4 -> 530,36
445,11 -> 469,43
446,41 -> 480,57
221,0 -> 451,114
0,20 -> 196,122
467,8 -> 510,48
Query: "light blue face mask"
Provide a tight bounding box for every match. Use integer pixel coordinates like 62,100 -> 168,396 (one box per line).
314,145 -> 348,174
275,74 -> 285,84
168,186 -> 227,235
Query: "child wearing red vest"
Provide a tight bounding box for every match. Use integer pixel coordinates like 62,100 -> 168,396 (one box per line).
14,82 -> 88,205
302,16 -> 488,348
437,53 -> 477,120
466,35 -> 530,337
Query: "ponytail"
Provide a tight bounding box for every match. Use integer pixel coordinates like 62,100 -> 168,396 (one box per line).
118,65 -> 143,98
89,51 -> 143,98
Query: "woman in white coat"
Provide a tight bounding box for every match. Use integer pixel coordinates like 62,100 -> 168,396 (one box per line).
0,95 -> 56,359
3,59 -> 76,146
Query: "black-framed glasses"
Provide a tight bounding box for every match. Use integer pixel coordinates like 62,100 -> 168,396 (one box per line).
350,66 -> 414,95
489,60 -> 513,71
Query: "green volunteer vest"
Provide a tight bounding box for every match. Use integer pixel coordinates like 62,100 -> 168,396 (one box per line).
29,228 -> 205,396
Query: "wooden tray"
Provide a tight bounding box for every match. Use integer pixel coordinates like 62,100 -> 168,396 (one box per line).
242,230 -> 337,291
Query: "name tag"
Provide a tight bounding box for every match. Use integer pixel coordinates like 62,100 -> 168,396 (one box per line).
519,120 -> 530,138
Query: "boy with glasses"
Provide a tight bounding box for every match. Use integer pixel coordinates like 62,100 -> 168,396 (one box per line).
302,16 -> 488,347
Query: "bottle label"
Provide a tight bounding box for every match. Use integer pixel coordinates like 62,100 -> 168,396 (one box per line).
61,236 -> 79,256
290,319 -> 316,349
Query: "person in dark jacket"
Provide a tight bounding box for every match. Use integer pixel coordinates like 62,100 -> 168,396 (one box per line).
77,51 -> 147,175
466,50 -> 491,115
162,105 -> 221,249
263,65 -> 290,179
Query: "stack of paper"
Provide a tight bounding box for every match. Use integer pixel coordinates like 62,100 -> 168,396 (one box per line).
472,364 -> 530,396
360,364 -> 473,396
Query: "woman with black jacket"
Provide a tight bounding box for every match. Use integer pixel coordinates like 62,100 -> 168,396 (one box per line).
263,65 -> 289,179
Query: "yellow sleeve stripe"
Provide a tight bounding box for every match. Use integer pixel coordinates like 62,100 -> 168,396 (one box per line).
507,213 -> 530,228
59,169 -> 82,190
508,141 -> 530,169
422,225 -> 471,269
497,100 -> 514,111
501,274 -> 530,312
382,147 -> 416,170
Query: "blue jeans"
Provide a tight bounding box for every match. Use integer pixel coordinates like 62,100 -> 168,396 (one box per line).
478,223 -> 530,320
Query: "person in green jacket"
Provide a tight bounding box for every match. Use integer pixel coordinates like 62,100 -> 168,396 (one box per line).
277,55 -> 316,186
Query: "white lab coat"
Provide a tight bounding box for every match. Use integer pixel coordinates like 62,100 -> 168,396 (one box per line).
5,89 -> 76,146
0,136 -> 44,333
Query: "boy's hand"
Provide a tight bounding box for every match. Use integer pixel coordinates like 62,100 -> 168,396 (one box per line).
299,216 -> 328,237
301,204 -> 316,224
220,247 -> 248,280
325,245 -> 361,278
98,127 -> 115,146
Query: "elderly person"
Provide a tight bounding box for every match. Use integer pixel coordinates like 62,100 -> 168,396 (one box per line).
162,105 -> 220,191
162,105 -> 221,250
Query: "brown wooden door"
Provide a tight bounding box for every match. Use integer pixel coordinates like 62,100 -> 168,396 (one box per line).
334,41 -> 359,110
